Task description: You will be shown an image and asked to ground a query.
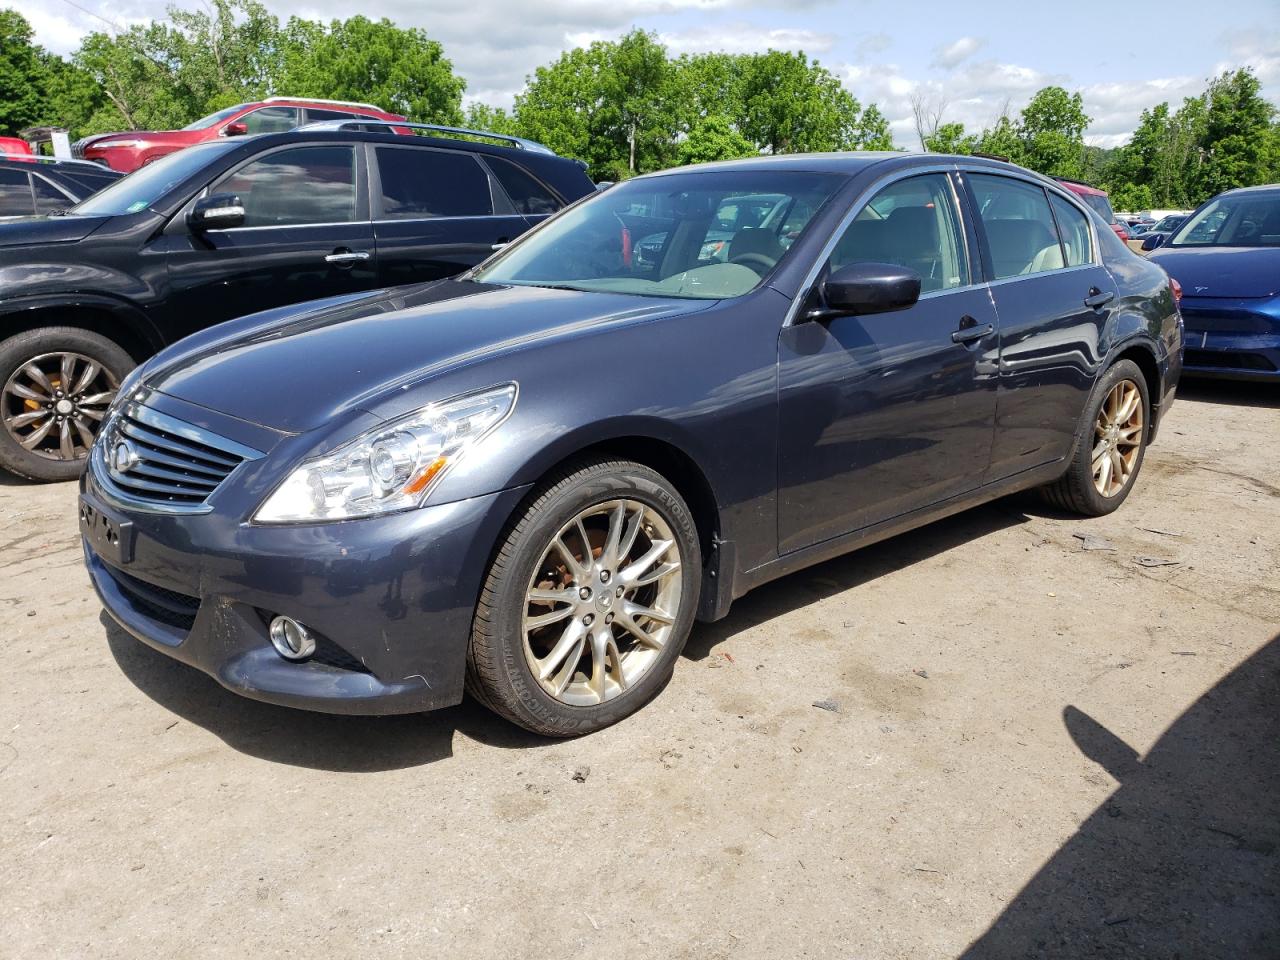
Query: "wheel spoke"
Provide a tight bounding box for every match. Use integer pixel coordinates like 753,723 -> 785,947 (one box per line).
615,608 -> 662,650
1091,439 -> 1107,465
79,390 -> 116,407
1117,388 -> 1139,424
602,501 -> 627,568
5,409 -> 48,429
6,381 -> 47,403
21,363 -> 55,397
620,539 -> 674,585
623,599 -> 674,626
536,619 -> 587,682
58,419 -> 74,459
71,360 -> 101,397
588,629 -> 608,702
72,418 -> 96,449
525,605 -> 574,631
1096,452 -> 1113,492
1110,448 -> 1125,487
606,635 -> 626,691
60,353 -> 76,392
552,536 -> 590,580
19,417 -> 54,449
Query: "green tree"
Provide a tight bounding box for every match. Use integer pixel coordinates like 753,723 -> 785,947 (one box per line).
923,121 -> 976,154
1018,85 -> 1090,178
0,10 -> 49,135
1198,68 -> 1276,196
736,49 -> 881,153
676,115 -> 756,165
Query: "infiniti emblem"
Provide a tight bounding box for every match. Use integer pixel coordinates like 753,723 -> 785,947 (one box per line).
113,440 -> 140,473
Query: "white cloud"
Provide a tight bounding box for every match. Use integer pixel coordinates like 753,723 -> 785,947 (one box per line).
932,36 -> 984,70
657,24 -> 835,56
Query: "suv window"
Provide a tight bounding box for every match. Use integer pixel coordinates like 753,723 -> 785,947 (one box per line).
970,174 -> 1065,279
829,173 -> 969,293
32,176 -> 72,215
1049,194 -> 1091,266
238,106 -> 300,135
305,108 -> 363,123
484,155 -> 560,216
376,147 -> 492,219
219,145 -> 358,227
0,169 -> 33,218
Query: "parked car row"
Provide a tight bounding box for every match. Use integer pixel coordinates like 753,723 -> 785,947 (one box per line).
70,147 -> 1184,733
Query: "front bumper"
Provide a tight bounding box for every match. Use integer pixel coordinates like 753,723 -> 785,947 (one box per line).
82,465 -> 530,715
1180,298 -> 1280,382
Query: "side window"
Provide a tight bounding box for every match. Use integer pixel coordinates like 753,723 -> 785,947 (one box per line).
32,176 -> 73,215
237,106 -> 300,135
969,174 -> 1065,279
485,155 -> 561,216
376,147 -> 493,219
0,169 -> 33,218
219,146 -> 357,227
305,108 -> 360,124
1049,194 -> 1092,266
829,173 -> 969,293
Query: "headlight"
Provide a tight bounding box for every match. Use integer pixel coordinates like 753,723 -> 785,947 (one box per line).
253,383 -> 517,524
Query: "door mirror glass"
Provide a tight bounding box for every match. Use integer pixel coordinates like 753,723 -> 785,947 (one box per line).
223,121 -> 249,137
814,261 -> 921,319
1141,233 -> 1165,251
188,193 -> 245,231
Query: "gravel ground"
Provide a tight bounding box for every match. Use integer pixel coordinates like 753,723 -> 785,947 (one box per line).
1,380 -> 1277,960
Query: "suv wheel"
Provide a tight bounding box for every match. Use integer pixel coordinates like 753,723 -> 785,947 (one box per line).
0,327 -> 134,482
1040,358 -> 1150,516
466,459 -> 701,736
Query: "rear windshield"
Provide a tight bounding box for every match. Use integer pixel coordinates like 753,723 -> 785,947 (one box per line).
70,142 -> 231,217
1170,192 -> 1280,248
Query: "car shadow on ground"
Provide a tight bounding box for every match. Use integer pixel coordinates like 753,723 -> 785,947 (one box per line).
104,498 -> 1037,770
1177,377 -> 1280,409
961,634 -> 1280,959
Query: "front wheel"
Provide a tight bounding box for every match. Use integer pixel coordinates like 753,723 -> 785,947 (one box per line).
466,459 -> 702,736
0,327 -> 134,482
1040,359 -> 1150,516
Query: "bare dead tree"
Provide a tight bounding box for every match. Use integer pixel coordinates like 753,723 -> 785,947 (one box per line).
911,90 -> 948,151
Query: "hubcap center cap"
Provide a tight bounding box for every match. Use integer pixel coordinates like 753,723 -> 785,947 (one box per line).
596,591 -> 614,613
55,399 -> 74,415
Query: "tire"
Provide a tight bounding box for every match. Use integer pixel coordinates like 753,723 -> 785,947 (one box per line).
466,458 -> 702,737
1040,359 -> 1150,517
0,327 -> 135,482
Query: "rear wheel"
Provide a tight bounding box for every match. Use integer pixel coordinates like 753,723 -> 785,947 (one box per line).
1040,359 -> 1149,516
0,327 -> 133,482
466,459 -> 701,736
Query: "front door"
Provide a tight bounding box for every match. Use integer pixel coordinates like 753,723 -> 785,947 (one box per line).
156,143 -> 377,340
778,171 -> 999,554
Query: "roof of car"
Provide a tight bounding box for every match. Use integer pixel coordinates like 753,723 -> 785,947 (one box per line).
630,151 -> 1042,180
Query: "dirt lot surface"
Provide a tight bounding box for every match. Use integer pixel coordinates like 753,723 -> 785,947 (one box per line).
1,381 -> 1277,960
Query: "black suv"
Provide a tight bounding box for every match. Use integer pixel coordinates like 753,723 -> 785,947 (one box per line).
0,155 -> 121,219
0,123 -> 594,481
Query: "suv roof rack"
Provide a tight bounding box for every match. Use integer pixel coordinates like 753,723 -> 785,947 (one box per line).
300,119 -> 556,155
264,96 -> 383,112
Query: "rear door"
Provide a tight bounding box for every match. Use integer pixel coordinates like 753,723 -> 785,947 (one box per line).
370,145 -> 530,286
157,143 -> 377,339
480,153 -> 568,228
961,172 -> 1119,481
777,170 -> 1000,552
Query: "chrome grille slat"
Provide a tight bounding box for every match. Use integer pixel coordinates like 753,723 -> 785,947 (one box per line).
94,398 -> 261,511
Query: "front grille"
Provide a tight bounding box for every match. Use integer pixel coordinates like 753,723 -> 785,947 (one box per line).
99,402 -> 257,508
1184,348 -> 1277,372
311,636 -> 371,673
104,563 -> 200,632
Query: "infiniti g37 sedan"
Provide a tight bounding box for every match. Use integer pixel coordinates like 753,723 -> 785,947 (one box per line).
80,153 -> 1183,736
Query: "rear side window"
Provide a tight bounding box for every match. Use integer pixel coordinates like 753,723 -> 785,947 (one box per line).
32,176 -> 73,214
305,108 -> 363,124
1049,194 -> 1092,266
220,145 -> 358,227
485,155 -> 561,216
969,174 -> 1065,280
376,147 -> 493,218
239,106 -> 300,135
0,169 -> 33,218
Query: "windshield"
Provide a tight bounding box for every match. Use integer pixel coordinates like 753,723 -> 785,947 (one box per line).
474,171 -> 843,299
182,104 -> 249,131
70,142 -> 233,217
1170,192 -> 1280,248
1153,215 -> 1182,232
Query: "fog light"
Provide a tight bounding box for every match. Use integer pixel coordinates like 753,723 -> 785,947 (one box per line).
269,616 -> 316,661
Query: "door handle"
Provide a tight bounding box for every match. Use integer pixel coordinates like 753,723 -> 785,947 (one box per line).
325,250 -> 371,265
951,317 -> 994,344
1084,287 -> 1115,309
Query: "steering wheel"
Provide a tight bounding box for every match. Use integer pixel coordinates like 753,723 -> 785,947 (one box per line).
729,252 -> 778,276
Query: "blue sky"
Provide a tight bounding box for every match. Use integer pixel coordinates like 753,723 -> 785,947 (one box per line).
8,0 -> 1279,147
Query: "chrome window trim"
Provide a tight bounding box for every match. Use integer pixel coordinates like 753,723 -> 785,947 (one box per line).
208,220 -> 367,233
783,162 -> 979,327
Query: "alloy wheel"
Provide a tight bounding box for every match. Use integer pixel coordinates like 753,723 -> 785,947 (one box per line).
522,499 -> 683,706
1092,378 -> 1143,498
1,352 -> 118,462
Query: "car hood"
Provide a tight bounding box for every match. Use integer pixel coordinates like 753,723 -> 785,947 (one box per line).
79,130 -> 188,149
147,279 -> 711,434
1149,246 -> 1280,299
0,214 -> 110,249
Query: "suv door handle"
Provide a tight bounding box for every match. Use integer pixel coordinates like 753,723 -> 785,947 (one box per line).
1084,287 -> 1115,310
951,317 -> 994,344
325,249 -> 371,265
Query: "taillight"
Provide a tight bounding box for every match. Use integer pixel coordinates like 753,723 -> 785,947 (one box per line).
1170,277 -> 1182,305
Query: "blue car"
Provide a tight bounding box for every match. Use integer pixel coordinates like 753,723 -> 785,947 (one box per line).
80,153 -> 1182,735
1149,184 -> 1280,380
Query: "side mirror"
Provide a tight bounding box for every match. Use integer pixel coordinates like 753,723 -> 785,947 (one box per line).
806,261 -> 921,321
1141,233 -> 1165,251
223,121 -> 249,137
187,193 -> 245,231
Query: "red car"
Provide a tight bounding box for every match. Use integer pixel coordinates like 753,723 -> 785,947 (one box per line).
74,97 -> 408,173
0,137 -> 33,156
1053,177 -> 1130,240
